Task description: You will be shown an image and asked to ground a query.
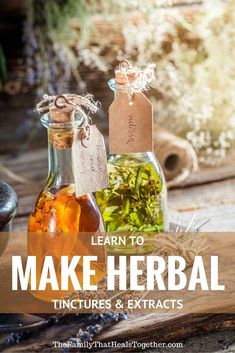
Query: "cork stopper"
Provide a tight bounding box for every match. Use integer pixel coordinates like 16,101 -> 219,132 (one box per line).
49,106 -> 75,150
49,106 -> 75,123
37,93 -> 100,150
115,68 -> 138,86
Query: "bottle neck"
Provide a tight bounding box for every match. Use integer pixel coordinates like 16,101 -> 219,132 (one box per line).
108,78 -> 131,98
46,133 -> 74,189
114,85 -> 130,97
41,112 -> 84,190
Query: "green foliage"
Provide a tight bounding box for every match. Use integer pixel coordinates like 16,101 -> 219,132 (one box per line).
39,0 -> 90,43
24,0 -> 104,93
96,162 -> 164,233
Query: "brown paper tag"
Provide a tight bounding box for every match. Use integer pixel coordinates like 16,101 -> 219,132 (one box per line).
109,92 -> 153,154
72,125 -> 109,197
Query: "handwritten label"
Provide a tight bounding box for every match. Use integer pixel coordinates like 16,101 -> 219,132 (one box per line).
72,125 -> 109,197
126,114 -> 136,144
109,92 -> 153,154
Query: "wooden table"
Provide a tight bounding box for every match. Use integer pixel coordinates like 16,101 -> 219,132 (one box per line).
1,148 -> 235,232
1,148 -> 235,352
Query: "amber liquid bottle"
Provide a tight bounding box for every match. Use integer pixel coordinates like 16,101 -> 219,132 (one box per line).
28,110 -> 105,302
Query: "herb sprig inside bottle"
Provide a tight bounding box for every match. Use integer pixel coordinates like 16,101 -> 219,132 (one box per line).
96,61 -> 169,254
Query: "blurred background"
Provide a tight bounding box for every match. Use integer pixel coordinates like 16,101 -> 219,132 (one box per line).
1,0 -> 235,231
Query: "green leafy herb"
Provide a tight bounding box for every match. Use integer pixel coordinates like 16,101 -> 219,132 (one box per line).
96,160 -> 166,237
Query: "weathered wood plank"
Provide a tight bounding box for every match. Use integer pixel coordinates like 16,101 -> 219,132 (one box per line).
1,314 -> 235,352
1,148 -> 235,230
169,177 -> 235,231
2,148 -> 235,191
177,151 -> 235,188
12,216 -> 28,231
99,314 -> 235,346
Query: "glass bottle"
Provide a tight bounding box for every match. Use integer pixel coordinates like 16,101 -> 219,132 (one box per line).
28,109 -> 105,302
96,75 -> 169,254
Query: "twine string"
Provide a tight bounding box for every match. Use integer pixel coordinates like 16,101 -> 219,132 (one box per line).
36,93 -> 99,142
114,61 -> 156,104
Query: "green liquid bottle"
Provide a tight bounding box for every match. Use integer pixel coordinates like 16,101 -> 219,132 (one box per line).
96,64 -> 169,254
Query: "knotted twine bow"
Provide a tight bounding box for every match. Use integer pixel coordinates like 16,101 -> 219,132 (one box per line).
36,93 -> 100,140
111,60 -> 156,104
36,93 -> 108,197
